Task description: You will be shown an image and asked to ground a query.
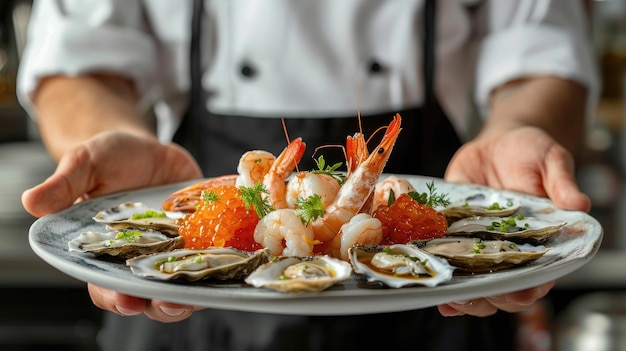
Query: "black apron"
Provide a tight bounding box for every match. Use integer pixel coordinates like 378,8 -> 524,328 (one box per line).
101,1 -> 516,350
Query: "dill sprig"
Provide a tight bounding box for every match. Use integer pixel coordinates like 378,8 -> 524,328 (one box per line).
407,180 -> 450,208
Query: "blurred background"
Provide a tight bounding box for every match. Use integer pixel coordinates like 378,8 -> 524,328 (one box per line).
0,0 -> 625,350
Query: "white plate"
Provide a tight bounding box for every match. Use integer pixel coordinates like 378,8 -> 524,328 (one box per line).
29,175 -> 602,316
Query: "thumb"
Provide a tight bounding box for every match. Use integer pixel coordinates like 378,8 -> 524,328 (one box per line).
22,147 -> 93,218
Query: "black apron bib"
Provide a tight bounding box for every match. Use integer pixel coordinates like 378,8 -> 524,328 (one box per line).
173,0 -> 461,178
101,2 -> 516,351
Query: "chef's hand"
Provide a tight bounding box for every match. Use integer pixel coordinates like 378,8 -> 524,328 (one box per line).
22,131 -> 203,322
437,125 -> 591,317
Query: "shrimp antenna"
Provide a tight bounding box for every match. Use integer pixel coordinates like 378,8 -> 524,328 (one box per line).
281,118 -> 291,145
357,83 -> 363,135
312,144 -> 347,161
281,118 -> 300,173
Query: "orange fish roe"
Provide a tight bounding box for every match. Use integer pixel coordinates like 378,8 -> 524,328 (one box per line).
373,193 -> 448,244
177,185 -> 262,251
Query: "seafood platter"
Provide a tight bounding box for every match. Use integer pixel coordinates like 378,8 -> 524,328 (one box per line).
29,114 -> 602,315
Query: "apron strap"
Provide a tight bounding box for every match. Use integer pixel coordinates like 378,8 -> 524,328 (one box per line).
175,0 -> 461,177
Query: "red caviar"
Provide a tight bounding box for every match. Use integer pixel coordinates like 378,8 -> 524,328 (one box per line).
373,193 -> 448,244
177,185 -> 262,251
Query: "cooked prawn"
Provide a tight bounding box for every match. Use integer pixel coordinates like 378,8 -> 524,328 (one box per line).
253,208 -> 315,256
161,174 -> 237,212
235,150 -> 276,187
372,175 -> 417,212
286,171 -> 341,209
263,137 -> 306,209
310,113 -> 402,242
329,213 -> 383,261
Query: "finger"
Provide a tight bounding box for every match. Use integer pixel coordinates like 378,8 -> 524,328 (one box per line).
144,300 -> 197,323
543,147 -> 591,212
22,146 -> 93,217
484,281 -> 555,313
440,298 -> 498,317
88,284 -> 147,316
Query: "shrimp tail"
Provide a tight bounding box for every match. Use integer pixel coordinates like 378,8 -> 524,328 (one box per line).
264,137 -> 306,209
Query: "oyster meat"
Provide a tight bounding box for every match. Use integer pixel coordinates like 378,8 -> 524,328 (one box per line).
127,247 -> 273,281
446,215 -> 565,244
441,193 -> 521,221
245,256 -> 352,293
421,237 -> 549,273
68,229 -> 184,260
93,202 -> 179,235
349,244 -> 454,288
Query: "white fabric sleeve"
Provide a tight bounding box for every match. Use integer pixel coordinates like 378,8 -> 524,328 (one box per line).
16,0 -> 159,116
475,0 -> 599,118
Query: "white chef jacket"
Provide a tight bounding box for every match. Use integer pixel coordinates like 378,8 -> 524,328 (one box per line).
17,0 -> 598,142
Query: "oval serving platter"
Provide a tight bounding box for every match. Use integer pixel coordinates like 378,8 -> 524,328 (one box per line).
29,175 -> 602,316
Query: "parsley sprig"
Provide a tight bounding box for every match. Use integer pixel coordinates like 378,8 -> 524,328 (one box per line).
239,183 -> 275,219
202,190 -> 220,203
294,194 -> 325,224
311,155 -> 346,185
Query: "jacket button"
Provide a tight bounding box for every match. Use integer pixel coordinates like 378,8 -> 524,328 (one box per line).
240,62 -> 257,78
368,59 -> 384,74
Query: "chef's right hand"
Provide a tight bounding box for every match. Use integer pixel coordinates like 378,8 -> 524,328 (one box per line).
22,131 -> 203,322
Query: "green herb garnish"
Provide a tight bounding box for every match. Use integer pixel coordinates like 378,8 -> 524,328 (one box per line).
407,181 -> 450,208
202,190 -> 220,203
114,230 -> 142,243
239,182 -> 275,219
130,210 -> 166,220
387,189 -> 396,206
295,194 -> 325,224
471,240 -> 486,254
311,155 -> 346,185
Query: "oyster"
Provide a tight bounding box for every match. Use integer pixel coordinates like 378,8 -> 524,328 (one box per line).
68,229 -> 184,260
93,202 -> 179,235
245,256 -> 352,293
446,215 -> 565,244
421,237 -> 549,273
127,247 -> 272,281
441,193 -> 521,221
349,244 -> 454,288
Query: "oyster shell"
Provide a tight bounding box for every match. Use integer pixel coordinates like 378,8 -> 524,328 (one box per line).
68,229 -> 184,260
349,244 -> 454,288
245,256 -> 352,293
441,193 -> 521,221
421,237 -> 549,273
93,202 -> 179,235
127,247 -> 273,282
446,215 -> 565,244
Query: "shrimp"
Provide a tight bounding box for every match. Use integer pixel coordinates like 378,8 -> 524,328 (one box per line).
235,150 -> 276,187
310,113 -> 402,242
162,174 -> 237,212
253,209 -> 315,257
286,172 -> 341,209
263,137 -> 306,209
372,175 -> 417,212
329,213 -> 383,261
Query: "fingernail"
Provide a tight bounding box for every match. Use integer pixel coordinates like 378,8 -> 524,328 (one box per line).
115,305 -> 142,316
160,306 -> 186,316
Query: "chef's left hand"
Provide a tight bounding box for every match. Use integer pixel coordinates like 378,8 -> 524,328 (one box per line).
438,125 -> 590,317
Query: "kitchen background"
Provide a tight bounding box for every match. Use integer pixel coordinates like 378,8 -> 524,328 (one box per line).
0,1 -> 625,350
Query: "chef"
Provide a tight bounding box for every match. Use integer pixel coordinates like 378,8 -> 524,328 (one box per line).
18,0 -> 597,350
